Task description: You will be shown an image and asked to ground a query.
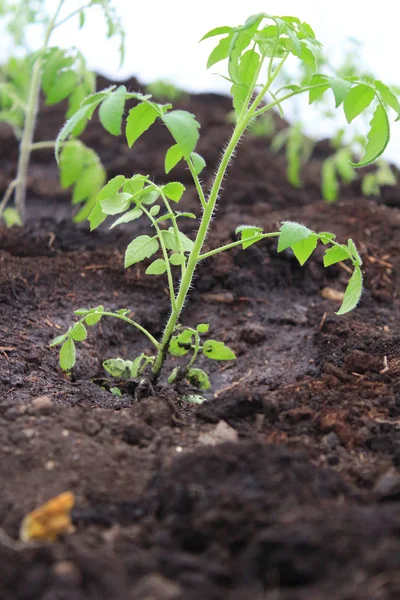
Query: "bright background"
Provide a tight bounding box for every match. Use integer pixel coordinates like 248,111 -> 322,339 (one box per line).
3,0 -> 400,163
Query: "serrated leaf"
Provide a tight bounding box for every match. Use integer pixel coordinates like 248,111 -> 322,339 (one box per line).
336,267 -> 363,315
163,182 -> 186,202
60,338 -> 76,371
72,160 -> 105,205
110,207 -> 142,229
343,84 -> 375,123
55,96 -> 104,162
278,222 -> 314,252
85,307 -> 104,326
103,358 -> 132,378
348,239 -> 362,266
71,322 -> 87,342
309,74 -> 329,104
165,144 -> 183,173
97,175 -> 126,201
190,152 -> 206,175
125,102 -> 159,147
125,235 -> 159,267
162,110 -> 200,158
203,340 -> 236,361
101,192 -> 131,215
99,84 -> 126,135
318,232 -> 336,245
374,80 -> 400,120
351,104 -> 389,167
323,245 -> 349,267
145,258 -> 167,275
291,234 -> 318,265
187,368 -> 211,390
59,141 -> 85,188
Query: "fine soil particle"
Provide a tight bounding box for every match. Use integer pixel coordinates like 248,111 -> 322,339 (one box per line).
1,76 -> 400,599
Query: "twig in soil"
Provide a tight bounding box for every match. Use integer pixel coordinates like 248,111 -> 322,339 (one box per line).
318,312 -> 327,331
214,369 -> 253,398
380,356 -> 389,374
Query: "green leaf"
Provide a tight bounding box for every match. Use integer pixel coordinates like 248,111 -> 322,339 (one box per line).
187,368 -> 211,390
150,205 -> 160,216
348,239 -> 362,266
278,221 -> 314,252
169,331 -> 193,356
236,225 -> 263,249
374,80 -> 400,119
328,77 -> 352,108
45,70 -> 77,106
110,387 -> 122,397
165,144 -> 183,173
200,25 -> 232,41
170,253 -> 185,266
190,152 -> 206,175
125,235 -> 159,267
343,84 -> 375,123
71,322 -> 87,342
162,110 -> 200,158
50,332 -> 68,347
103,358 -> 132,378
97,175 -> 126,201
336,267 -> 363,315
60,338 -> 76,371
181,394 -> 205,405
130,354 -> 145,377
168,367 -> 180,384
72,160 -> 105,205
99,84 -> 126,135
85,306 -> 104,326
55,95 -> 104,162
231,49 -> 260,117
59,141 -> 85,188
309,74 -> 329,104
101,192 -> 132,215
3,207 -> 22,228
206,35 -> 232,68
203,340 -> 236,361
323,245 -> 349,267
110,207 -> 142,228
163,182 -> 186,202
351,104 -> 390,167
162,228 -> 194,253
318,232 -> 336,245
88,202 -> 107,231
291,234 -> 318,265
196,323 -> 209,333
126,102 -> 159,147
145,258 -> 167,275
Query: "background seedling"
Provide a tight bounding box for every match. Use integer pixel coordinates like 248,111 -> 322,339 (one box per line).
0,0 -> 124,226
52,13 -> 399,391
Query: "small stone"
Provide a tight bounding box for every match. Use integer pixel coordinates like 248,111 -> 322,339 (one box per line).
131,574 -> 182,600
31,395 -> 53,413
321,287 -> 345,302
22,428 -> 35,439
374,470 -> 400,501
240,323 -> 266,344
199,420 -> 238,446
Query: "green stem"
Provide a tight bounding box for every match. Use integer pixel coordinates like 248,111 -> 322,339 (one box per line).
52,2 -> 92,30
13,0 -> 65,223
86,311 -> 159,349
0,179 -> 18,218
199,232 -> 280,260
30,140 -> 56,151
187,157 -> 207,210
141,205 -> 177,312
186,330 -> 200,371
157,188 -> 185,278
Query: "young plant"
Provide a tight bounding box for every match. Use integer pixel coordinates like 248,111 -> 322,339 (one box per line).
0,0 -> 124,226
52,13 -> 399,390
145,79 -> 186,103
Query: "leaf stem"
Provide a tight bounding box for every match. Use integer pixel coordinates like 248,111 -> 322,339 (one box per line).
199,232 -> 280,260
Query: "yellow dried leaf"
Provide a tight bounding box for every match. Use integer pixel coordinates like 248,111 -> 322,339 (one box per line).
20,491 -> 75,542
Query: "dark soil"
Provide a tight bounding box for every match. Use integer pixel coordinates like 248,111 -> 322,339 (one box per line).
1,75 -> 400,599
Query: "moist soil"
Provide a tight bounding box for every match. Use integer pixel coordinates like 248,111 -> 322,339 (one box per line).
1,76 -> 400,599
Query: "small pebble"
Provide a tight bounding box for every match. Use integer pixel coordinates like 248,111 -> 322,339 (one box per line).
31,395 -> 53,413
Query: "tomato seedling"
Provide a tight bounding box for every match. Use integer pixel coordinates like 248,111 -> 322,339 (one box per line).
52,13 -> 399,391
0,0 -> 124,226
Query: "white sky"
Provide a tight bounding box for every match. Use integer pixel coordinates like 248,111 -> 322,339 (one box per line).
3,0 -> 400,163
